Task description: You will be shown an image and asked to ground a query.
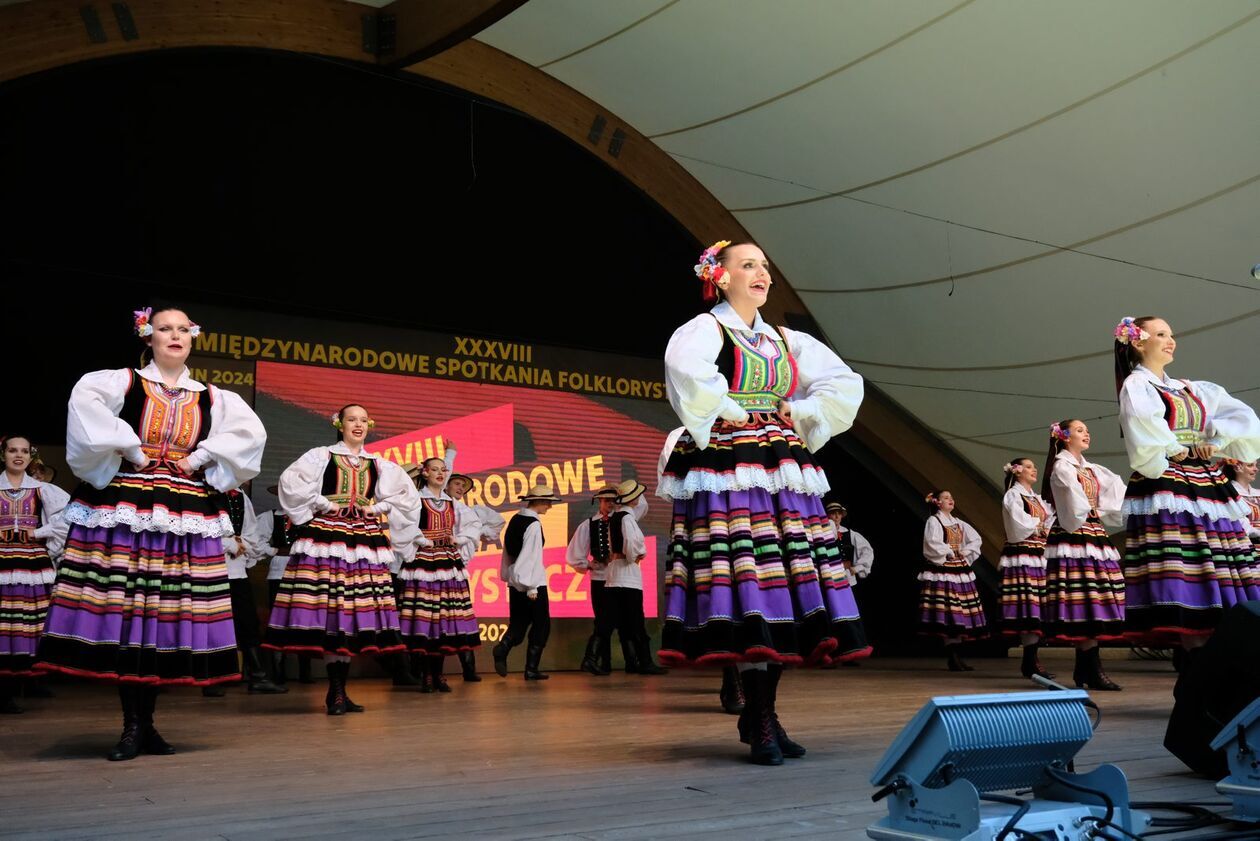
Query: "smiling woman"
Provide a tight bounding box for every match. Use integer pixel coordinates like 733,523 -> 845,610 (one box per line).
264,403 -> 424,716
657,240 -> 870,766
1115,315 -> 1260,654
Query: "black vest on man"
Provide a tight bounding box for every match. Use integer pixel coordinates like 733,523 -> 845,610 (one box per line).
835,528 -> 854,565
504,513 -> 543,558
224,489 -> 246,537
589,512 -> 628,561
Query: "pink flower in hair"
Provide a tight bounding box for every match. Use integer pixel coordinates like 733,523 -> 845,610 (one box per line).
133,307 -> 153,337
1113,316 -> 1149,346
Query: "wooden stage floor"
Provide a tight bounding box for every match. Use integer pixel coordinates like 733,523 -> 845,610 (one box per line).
0,656 -> 1223,840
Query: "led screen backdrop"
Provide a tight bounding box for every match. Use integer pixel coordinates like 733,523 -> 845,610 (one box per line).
183,304 -> 680,654
253,360 -> 667,620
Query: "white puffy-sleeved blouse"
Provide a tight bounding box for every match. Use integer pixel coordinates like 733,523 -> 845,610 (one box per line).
278,444 -> 423,563
836,525 -> 874,586
1049,450 -> 1125,533
922,513 -> 981,567
0,474 -> 71,581
501,508 -> 547,594
1120,365 -> 1260,480
1001,485 -> 1056,544
223,494 -> 269,580
66,362 -> 265,494
1233,481 -> 1260,539
663,301 -> 863,455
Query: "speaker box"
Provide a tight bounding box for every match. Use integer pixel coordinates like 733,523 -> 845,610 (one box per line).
1165,601 -> 1260,777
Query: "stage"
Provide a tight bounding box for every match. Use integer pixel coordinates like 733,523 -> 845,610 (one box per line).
0,655 -> 1219,840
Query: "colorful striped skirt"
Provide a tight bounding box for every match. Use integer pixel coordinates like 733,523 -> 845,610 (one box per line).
0,542 -> 56,677
658,421 -> 871,667
999,538 -> 1047,635
918,560 -> 988,640
1042,515 -> 1125,642
1122,458 -> 1260,641
264,512 -> 403,656
36,468 -> 239,686
397,543 -> 479,655
658,414 -> 829,500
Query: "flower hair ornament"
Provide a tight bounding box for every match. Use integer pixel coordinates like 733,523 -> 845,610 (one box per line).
331,412 -> 375,430
134,307 -> 153,337
1050,422 -> 1071,443
694,239 -> 732,304
134,307 -> 202,339
1003,462 -> 1024,476
1114,316 -> 1149,346
924,492 -> 939,505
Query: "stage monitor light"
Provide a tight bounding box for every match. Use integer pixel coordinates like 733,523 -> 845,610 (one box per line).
868,691 -> 1150,841
1211,695 -> 1260,823
870,690 -> 1094,793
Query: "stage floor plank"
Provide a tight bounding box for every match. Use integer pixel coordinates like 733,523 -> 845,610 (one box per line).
0,657 -> 1223,840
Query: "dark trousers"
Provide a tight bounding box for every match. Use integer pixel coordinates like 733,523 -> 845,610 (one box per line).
230,578 -> 260,649
608,586 -> 647,645
591,580 -> 616,641
506,586 -> 551,648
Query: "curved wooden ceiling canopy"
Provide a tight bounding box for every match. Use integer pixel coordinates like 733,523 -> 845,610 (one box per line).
0,0 -> 1005,553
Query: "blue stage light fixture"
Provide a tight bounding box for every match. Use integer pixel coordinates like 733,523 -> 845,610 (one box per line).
867,690 -> 1150,841
1211,696 -> 1260,823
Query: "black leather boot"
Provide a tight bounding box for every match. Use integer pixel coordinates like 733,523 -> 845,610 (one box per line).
432,657 -> 452,693
580,635 -> 609,676
946,645 -> 973,672
326,664 -> 346,715
386,651 -> 422,687
765,665 -> 805,758
1082,647 -> 1122,691
1072,647 -> 1089,688
598,635 -> 612,675
719,666 -> 745,715
1019,644 -> 1054,681
272,651 -> 289,687
524,645 -> 549,680
107,685 -> 142,761
414,653 -> 434,693
0,687 -> 21,714
620,638 -> 640,674
138,687 -> 175,755
492,640 -> 514,677
631,636 -> 667,675
339,662 -> 365,711
459,650 -> 482,682
738,670 -> 783,766
297,654 -> 314,684
246,647 -> 288,694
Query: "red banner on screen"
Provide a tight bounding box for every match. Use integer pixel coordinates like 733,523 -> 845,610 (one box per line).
365,404 -> 515,473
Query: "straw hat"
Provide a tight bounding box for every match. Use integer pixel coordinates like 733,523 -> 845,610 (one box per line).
824,501 -> 847,515
591,484 -> 619,503
519,484 -> 562,503
615,478 -> 647,505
